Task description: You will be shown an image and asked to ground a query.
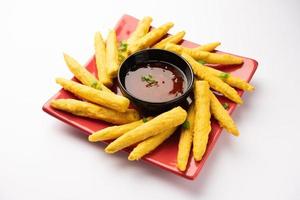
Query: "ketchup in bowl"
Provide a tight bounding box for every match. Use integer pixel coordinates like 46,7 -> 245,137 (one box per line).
118,49 -> 194,114
125,61 -> 187,102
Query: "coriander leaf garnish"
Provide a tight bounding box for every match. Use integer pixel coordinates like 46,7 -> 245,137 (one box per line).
219,72 -> 230,79
91,81 -> 98,89
118,54 -> 125,62
182,120 -> 190,129
91,82 -> 97,88
198,60 -> 206,65
91,81 -> 102,90
118,41 -> 128,52
142,117 -> 148,123
222,103 -> 229,110
141,74 -> 158,86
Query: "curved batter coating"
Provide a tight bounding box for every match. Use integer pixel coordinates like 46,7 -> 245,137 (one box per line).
165,43 -> 243,65
201,65 -> 254,91
153,31 -> 185,49
128,22 -> 174,54
105,106 -> 187,154
94,32 -> 113,86
210,91 -> 239,136
63,53 -> 112,93
127,16 -> 152,45
182,53 -> 243,104
128,127 -> 177,161
192,42 -> 221,52
106,30 -> 119,78
56,78 -> 130,112
51,99 -> 140,125
177,104 -> 195,171
89,117 -> 152,142
193,81 -> 211,161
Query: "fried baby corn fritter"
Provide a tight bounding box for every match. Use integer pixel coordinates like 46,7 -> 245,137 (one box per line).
128,22 -> 174,54
177,104 -> 195,171
182,53 -> 243,104
63,53 -> 112,93
88,117 -> 152,142
94,32 -> 113,86
210,91 -> 239,136
128,127 -> 177,161
50,99 -> 140,125
105,106 -> 187,154
192,42 -> 221,52
153,31 -> 185,49
56,78 -> 130,112
165,43 -> 243,65
193,81 -> 211,161
200,64 -> 255,91
126,16 -> 153,45
106,30 -> 119,78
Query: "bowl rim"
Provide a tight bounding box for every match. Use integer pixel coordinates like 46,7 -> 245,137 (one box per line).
117,48 -> 194,105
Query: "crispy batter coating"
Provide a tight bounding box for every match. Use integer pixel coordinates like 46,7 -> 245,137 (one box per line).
165,43 -> 243,65
153,31 -> 185,49
63,53 -> 112,93
50,99 -> 140,125
201,65 -> 254,91
177,104 -> 195,171
56,78 -> 130,112
188,50 -> 243,65
88,117 -> 152,142
128,127 -> 177,161
106,30 -> 119,78
128,22 -> 174,54
182,53 -> 243,104
192,42 -> 221,52
193,81 -> 211,161
127,16 -> 152,45
94,32 -> 113,86
210,91 -> 239,136
105,106 -> 187,154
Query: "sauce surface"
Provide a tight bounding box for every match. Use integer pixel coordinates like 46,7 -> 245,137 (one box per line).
125,61 -> 187,102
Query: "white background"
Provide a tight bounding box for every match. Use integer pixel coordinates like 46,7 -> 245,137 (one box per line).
0,0 -> 299,199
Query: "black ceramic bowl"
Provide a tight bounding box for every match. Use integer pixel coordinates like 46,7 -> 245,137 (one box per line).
118,49 -> 194,115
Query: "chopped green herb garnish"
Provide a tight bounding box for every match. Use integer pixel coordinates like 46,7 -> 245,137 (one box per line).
118,41 -> 128,52
219,72 -> 230,79
118,54 -> 125,62
182,120 -> 190,129
141,74 -> 158,86
90,81 -> 102,90
142,117 -> 148,123
91,81 -> 99,89
222,103 -> 229,110
198,60 -> 206,65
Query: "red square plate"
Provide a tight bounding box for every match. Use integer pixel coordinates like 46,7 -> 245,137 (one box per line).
43,14 -> 258,180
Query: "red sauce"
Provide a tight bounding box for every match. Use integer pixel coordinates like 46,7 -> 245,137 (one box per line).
125,61 -> 187,102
